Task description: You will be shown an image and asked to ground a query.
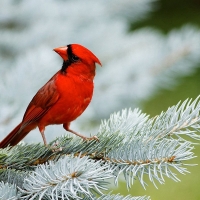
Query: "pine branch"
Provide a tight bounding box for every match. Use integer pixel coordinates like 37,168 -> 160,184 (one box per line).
108,138 -> 195,189
0,144 -> 52,170
0,169 -> 27,188
144,97 -> 200,141
84,194 -> 150,200
99,96 -> 200,188
1,96 -> 200,199
0,182 -> 150,200
19,155 -> 113,200
0,131 -> 123,170
0,182 -> 20,200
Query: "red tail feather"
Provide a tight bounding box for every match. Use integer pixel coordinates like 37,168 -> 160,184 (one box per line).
0,123 -> 35,148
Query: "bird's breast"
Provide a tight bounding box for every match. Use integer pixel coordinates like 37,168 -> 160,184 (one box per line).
39,73 -> 94,125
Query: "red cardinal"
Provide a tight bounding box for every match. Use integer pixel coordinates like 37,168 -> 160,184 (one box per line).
0,44 -> 101,148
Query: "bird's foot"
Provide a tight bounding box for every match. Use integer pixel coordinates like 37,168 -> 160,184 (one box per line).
82,135 -> 99,142
50,140 -> 63,152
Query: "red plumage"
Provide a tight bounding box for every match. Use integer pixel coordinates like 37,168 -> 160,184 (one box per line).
0,44 -> 101,148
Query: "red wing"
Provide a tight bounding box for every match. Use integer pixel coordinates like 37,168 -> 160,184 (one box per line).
21,78 -> 59,128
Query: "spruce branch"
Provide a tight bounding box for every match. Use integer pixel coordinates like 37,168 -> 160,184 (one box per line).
98,108 -> 149,141
0,130 -> 123,170
144,96 -> 200,141
108,139 -> 195,189
0,143 -> 53,170
0,96 -> 200,198
83,194 -> 150,200
0,182 -> 20,200
0,169 -> 28,188
19,155 -> 114,200
98,96 -> 200,188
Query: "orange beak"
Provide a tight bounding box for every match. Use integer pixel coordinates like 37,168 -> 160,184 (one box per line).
53,46 -> 68,61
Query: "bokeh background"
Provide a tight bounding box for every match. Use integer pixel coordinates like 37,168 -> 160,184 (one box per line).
0,0 -> 200,199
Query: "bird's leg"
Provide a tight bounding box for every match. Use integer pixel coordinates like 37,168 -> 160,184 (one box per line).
38,126 -> 47,146
39,125 -> 62,151
63,123 -> 99,141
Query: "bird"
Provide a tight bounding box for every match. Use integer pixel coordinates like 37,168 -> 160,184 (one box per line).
0,44 -> 101,148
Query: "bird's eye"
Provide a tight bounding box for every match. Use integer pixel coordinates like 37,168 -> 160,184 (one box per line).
71,54 -> 79,62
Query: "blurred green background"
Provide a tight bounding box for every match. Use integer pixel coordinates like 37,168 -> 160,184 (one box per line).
112,0 -> 200,199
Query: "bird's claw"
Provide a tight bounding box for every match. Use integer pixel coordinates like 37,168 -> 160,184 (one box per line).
50,140 -> 63,152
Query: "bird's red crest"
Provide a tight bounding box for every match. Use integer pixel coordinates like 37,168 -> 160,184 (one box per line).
70,44 -> 102,66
